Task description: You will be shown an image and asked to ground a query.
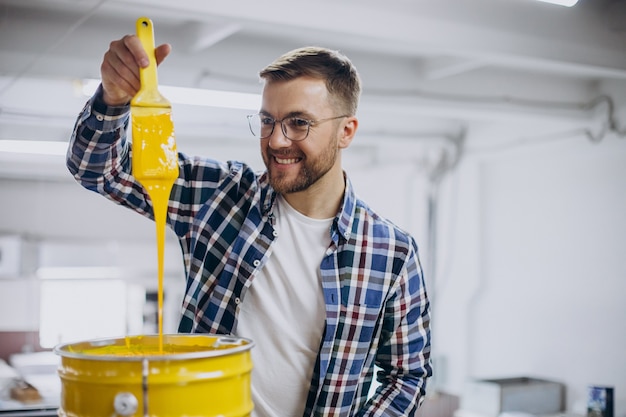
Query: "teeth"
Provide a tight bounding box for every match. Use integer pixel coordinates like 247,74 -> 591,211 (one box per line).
275,157 -> 299,164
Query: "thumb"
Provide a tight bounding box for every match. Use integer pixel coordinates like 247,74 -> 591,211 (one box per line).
155,43 -> 172,66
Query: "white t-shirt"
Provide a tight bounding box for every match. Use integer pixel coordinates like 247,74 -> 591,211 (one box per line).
235,195 -> 332,417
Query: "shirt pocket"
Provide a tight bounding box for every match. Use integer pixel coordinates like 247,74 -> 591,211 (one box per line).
338,301 -> 381,345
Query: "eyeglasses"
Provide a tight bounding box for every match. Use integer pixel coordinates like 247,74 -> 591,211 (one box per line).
247,113 -> 349,141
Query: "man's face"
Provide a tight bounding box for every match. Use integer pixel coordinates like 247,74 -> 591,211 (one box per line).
259,76 -> 346,195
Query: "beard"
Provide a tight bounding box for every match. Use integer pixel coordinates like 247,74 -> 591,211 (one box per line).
263,135 -> 339,194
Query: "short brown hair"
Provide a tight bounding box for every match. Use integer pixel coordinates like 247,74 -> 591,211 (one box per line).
259,46 -> 361,116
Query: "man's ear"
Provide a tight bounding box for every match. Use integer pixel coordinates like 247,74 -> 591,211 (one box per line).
338,116 -> 358,149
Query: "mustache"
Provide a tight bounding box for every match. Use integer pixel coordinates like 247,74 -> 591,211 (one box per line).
267,150 -> 304,159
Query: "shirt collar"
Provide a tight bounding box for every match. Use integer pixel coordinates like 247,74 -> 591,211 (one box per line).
260,170 -> 357,242
259,171 -> 277,217
335,173 -> 356,242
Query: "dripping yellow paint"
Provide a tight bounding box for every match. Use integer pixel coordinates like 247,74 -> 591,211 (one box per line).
130,17 -> 178,352
131,111 -> 178,352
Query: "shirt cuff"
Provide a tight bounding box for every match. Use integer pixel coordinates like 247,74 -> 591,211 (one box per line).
80,84 -> 130,133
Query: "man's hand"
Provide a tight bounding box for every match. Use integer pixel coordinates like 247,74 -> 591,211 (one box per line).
100,34 -> 171,106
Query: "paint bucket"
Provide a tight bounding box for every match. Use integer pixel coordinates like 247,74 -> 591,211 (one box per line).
54,334 -> 254,417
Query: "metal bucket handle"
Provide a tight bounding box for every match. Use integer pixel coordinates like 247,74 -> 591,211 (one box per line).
112,358 -> 149,417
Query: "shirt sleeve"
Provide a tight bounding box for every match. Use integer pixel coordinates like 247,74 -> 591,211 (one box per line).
66,84 -> 131,181
66,84 -> 157,218
358,239 -> 433,416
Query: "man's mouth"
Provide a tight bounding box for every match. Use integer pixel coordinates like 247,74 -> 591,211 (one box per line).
274,156 -> 302,164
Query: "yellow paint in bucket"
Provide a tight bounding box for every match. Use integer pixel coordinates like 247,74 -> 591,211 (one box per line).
54,334 -> 254,417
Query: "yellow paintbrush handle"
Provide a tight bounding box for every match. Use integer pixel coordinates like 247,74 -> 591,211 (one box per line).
131,17 -> 169,107
137,17 -> 157,93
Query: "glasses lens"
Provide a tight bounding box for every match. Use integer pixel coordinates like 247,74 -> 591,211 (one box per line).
283,117 -> 309,141
248,115 -> 263,138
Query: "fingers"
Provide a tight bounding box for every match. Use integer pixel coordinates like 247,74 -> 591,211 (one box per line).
99,35 -> 171,106
100,35 -> 140,105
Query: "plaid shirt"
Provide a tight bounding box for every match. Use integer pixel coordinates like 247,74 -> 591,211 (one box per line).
67,89 -> 432,416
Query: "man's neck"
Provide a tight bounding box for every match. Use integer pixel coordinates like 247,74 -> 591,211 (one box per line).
282,169 -> 345,219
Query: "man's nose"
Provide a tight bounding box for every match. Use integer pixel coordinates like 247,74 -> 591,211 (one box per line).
267,122 -> 292,147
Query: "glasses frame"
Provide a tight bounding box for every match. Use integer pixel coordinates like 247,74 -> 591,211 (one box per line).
247,113 -> 349,141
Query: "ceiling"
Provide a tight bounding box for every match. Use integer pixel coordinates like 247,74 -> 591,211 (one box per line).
1,0 -> 625,179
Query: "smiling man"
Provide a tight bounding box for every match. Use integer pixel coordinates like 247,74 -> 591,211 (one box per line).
67,37 -> 432,416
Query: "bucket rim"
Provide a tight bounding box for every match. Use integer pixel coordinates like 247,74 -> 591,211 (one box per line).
53,334 -> 254,362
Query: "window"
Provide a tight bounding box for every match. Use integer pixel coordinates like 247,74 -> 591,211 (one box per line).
39,279 -> 132,348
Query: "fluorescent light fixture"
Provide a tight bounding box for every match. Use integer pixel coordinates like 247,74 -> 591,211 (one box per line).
162,85 -> 261,110
82,79 -> 261,110
534,0 -> 578,6
0,140 -> 67,156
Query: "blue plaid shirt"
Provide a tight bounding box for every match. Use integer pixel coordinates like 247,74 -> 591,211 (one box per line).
67,88 -> 432,416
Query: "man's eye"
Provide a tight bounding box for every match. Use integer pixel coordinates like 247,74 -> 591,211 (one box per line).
288,118 -> 310,129
260,117 -> 274,125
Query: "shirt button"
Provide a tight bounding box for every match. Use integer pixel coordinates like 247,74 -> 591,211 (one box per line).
253,259 -> 260,267
96,114 -> 104,121
234,297 -> 241,305
272,230 -> 278,237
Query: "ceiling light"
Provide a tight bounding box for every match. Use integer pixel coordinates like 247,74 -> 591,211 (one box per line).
533,0 -> 579,7
81,79 -> 261,110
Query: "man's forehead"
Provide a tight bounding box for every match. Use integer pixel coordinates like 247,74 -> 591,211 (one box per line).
261,78 -> 331,114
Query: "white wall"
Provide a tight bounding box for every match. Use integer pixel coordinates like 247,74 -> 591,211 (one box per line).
434,132 -> 626,415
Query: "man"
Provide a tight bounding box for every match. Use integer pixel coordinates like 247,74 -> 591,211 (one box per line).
67,34 -> 432,416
